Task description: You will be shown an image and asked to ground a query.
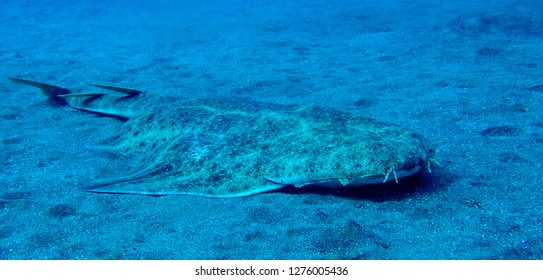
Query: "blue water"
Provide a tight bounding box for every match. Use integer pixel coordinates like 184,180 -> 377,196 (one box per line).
1,0 -> 542,259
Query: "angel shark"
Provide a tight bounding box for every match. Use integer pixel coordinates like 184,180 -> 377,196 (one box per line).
8,77 -> 436,197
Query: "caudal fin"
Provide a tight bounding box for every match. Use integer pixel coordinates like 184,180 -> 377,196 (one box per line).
8,77 -> 72,98
8,76 -> 140,119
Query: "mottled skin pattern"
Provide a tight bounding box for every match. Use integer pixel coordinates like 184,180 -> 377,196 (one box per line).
91,97 -> 433,197
9,77 -> 434,197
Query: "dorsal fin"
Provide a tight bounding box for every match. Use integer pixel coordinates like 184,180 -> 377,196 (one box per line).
8,77 -> 71,98
91,84 -> 142,96
57,93 -> 105,98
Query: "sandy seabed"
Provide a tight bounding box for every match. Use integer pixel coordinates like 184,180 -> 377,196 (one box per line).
1,0 -> 542,259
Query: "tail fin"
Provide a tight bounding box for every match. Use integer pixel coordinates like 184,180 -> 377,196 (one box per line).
9,76 -> 139,119
8,77 -> 72,98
